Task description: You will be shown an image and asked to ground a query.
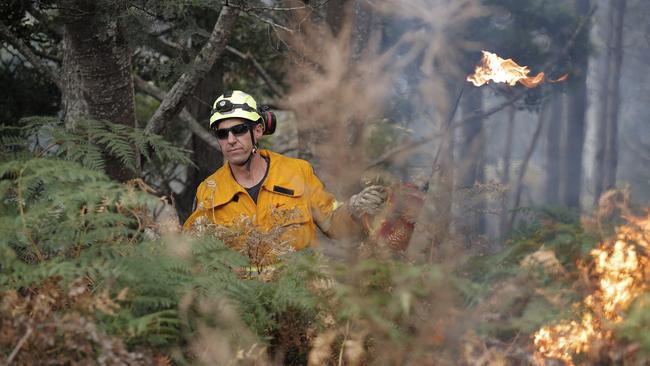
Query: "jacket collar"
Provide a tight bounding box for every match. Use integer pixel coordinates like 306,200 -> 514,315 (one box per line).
202,149 -> 304,208
260,149 -> 305,197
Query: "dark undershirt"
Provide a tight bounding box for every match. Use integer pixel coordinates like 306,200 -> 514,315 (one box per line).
245,156 -> 269,204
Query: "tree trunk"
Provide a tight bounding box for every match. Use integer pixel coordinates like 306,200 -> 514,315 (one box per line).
559,0 -> 590,210
592,6 -> 614,205
456,86 -> 486,238
499,106 -> 516,237
60,0 -> 138,181
176,63 -> 224,223
544,93 -> 563,205
407,81 -> 458,263
560,89 -> 586,210
508,103 -> 548,231
602,0 -> 626,193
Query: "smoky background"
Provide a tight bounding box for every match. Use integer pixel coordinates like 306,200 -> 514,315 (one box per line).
267,0 -> 650,259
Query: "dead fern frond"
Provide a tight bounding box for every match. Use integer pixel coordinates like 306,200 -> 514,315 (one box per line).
190,207 -> 303,277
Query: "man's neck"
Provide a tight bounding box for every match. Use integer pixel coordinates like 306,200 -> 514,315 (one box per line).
230,153 -> 267,188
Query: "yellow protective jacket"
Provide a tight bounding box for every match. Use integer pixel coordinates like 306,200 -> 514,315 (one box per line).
183,149 -> 360,249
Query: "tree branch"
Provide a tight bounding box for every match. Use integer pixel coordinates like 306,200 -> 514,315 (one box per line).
145,5 -> 238,134
145,33 -> 184,59
134,75 -> 221,150
149,24 -> 173,37
27,5 -> 63,37
0,21 -> 62,89
26,41 -> 62,63
243,0 -> 331,12
6,326 -> 32,365
225,45 -> 284,97
507,103 -> 547,232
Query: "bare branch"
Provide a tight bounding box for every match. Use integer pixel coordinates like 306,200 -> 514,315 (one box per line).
6,327 -> 32,365
226,2 -> 295,32
225,45 -> 284,97
0,21 -> 62,89
145,33 -> 184,58
26,42 -> 62,63
145,5 -> 238,135
27,5 -> 63,37
507,104 -> 547,231
244,0 -> 331,12
149,24 -> 173,37
134,75 -> 221,151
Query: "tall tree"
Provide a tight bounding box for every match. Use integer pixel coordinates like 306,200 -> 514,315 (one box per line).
559,0 -> 591,210
59,0 -> 138,181
593,0 -> 626,205
499,106 -> 516,238
602,0 -> 626,196
177,62 -> 224,222
457,86 -> 486,237
592,5 -> 614,205
544,92 -> 563,205
1,1 -> 238,183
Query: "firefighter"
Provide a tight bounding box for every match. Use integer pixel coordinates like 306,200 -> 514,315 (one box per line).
183,90 -> 386,250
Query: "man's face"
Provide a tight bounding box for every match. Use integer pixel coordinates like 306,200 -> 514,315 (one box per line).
216,118 -> 263,165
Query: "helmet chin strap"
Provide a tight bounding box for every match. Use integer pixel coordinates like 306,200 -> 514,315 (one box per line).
243,124 -> 258,171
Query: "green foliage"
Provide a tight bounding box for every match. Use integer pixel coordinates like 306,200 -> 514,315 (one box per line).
365,119 -> 410,160
330,258 -> 447,342
135,94 -> 161,128
464,206 -> 598,284
0,118 -> 326,359
0,117 -> 191,264
457,207 -> 600,344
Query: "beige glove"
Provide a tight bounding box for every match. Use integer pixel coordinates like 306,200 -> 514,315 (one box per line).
348,185 -> 387,219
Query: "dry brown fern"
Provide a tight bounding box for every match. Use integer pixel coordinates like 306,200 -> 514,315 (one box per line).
190,207 -> 303,279
0,278 -> 154,365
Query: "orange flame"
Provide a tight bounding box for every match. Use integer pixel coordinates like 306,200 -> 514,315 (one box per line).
467,51 -> 566,88
533,213 -> 650,365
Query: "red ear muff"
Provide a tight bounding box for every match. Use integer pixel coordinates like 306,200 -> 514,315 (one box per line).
259,106 -> 276,135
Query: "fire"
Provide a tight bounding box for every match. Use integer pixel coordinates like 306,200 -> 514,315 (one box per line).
533,213 -> 650,365
467,50 -> 565,88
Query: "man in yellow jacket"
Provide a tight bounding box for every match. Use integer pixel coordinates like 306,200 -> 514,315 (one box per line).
183,90 -> 386,251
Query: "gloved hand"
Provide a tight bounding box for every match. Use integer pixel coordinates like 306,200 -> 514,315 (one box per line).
348,185 -> 387,219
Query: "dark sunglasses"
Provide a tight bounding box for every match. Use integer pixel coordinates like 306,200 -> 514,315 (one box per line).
214,123 -> 250,140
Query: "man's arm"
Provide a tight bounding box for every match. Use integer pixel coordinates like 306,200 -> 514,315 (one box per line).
301,162 -> 365,240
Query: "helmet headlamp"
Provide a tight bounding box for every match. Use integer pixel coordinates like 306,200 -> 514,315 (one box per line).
212,100 -> 256,115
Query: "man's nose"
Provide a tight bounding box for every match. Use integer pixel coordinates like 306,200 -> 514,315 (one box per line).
227,131 -> 237,143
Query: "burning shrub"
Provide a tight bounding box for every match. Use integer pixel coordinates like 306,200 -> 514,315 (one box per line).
533,212 -> 650,365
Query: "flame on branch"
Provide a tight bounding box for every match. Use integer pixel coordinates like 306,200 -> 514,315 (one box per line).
533,213 -> 650,365
467,50 -> 567,88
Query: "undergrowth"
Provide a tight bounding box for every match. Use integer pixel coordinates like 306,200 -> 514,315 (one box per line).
2,117 -> 649,365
